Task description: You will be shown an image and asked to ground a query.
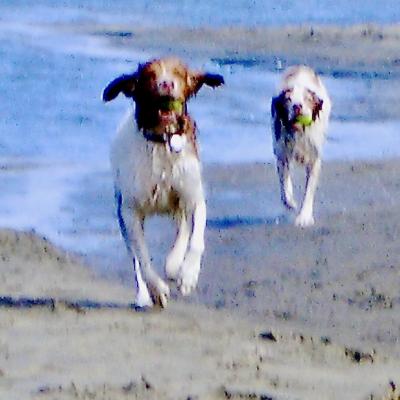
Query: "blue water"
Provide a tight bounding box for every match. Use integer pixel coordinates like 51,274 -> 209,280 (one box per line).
0,2 -> 400,264
1,0 -> 400,26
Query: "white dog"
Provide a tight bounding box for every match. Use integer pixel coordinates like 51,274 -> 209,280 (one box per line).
103,57 -> 224,308
271,66 -> 331,227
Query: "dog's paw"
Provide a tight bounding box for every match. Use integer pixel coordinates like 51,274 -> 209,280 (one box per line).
149,279 -> 170,308
178,270 -> 199,296
178,253 -> 201,296
295,213 -> 315,227
165,253 -> 183,281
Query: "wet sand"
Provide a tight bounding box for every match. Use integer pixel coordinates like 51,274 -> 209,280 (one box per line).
2,158 -> 400,399
0,229 -> 399,400
83,23 -> 400,76
201,160 -> 400,356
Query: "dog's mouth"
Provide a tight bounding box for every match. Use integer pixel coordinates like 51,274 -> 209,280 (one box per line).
159,99 -> 184,114
136,99 -> 184,133
155,97 -> 185,131
288,114 -> 313,130
157,97 -> 184,114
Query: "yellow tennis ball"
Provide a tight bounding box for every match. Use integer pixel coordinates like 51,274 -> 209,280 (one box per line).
170,100 -> 183,114
295,115 -> 313,126
161,100 -> 183,114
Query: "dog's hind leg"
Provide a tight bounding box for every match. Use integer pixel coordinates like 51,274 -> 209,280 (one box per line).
277,159 -> 297,211
165,211 -> 190,281
178,199 -> 206,296
295,158 -> 321,227
116,190 -> 170,307
115,190 -> 153,308
132,258 -> 153,308
129,210 -> 170,307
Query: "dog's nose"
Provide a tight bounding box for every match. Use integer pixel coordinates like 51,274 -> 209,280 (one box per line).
293,104 -> 302,116
159,80 -> 175,93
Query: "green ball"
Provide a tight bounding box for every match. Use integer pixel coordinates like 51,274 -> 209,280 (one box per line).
160,100 -> 183,114
169,100 -> 183,114
295,115 -> 313,126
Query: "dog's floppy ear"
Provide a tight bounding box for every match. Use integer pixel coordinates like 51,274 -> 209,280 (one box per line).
102,73 -> 138,102
202,73 -> 225,88
271,92 -> 289,122
308,89 -> 324,121
271,93 -> 288,141
187,72 -> 224,96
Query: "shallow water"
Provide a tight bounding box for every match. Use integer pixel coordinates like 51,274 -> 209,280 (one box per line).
1,3 -> 400,269
2,0 -> 400,27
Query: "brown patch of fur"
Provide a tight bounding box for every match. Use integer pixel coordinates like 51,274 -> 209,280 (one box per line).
305,89 -> 323,121
136,58 -> 190,101
104,57 -> 223,156
133,59 -> 188,134
180,115 -> 198,157
129,58 -> 218,156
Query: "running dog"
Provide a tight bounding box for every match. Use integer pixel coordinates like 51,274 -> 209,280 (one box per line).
271,65 -> 331,226
103,57 -> 224,307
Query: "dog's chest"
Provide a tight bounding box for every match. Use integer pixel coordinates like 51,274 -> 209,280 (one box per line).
143,144 -> 190,211
283,130 -> 319,164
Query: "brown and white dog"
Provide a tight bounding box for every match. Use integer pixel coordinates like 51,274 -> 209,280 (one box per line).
103,57 -> 224,308
271,66 -> 331,227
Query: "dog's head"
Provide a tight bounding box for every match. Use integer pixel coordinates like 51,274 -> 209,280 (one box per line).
103,57 -> 224,105
103,57 -> 224,133
272,85 -> 323,128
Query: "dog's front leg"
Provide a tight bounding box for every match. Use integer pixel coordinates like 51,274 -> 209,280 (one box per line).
178,199 -> 206,296
295,158 -> 321,227
165,211 -> 190,281
117,194 -> 170,307
277,158 -> 297,210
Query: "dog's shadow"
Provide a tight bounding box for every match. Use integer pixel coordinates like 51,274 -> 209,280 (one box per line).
206,215 -> 289,229
0,295 -> 157,313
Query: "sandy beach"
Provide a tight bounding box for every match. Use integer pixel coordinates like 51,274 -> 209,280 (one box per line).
2,158 -> 400,399
2,8 -> 400,399
1,225 -> 399,400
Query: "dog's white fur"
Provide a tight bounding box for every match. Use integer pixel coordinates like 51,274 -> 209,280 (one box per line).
271,66 -> 331,227
104,58 -> 223,308
111,111 -> 206,308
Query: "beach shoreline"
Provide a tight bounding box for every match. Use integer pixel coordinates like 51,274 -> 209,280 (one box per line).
75,23 -> 400,77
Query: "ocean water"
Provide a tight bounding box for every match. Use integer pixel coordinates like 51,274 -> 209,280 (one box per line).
0,2 -> 400,267
1,0 -> 400,26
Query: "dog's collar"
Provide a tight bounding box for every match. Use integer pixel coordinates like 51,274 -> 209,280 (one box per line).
142,130 -> 169,144
142,109 -> 186,144
142,122 -> 182,144
142,128 -> 186,153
